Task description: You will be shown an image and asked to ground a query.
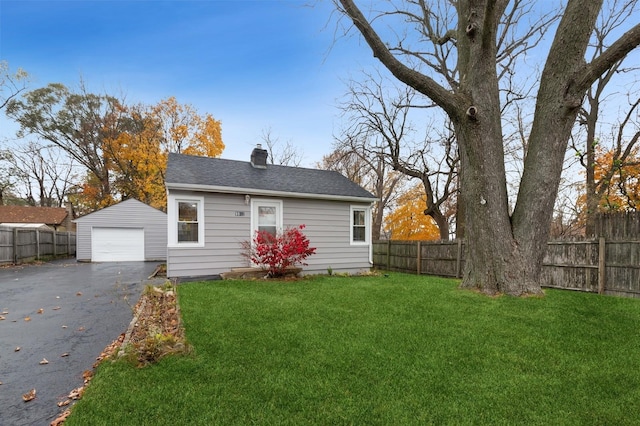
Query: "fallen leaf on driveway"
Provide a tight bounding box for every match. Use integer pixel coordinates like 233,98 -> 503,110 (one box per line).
15,346 -> 21,352
51,409 -> 70,426
0,316 -> 5,320
57,399 -> 70,407
61,352 -> 70,357
22,389 -> 36,402
77,326 -> 85,332
68,386 -> 84,399
24,316 -> 31,322
2,310 -> 8,314
76,292 -> 82,296
37,308 -> 44,314
39,358 -> 49,365
52,306 -> 61,310
0,380 -> 3,385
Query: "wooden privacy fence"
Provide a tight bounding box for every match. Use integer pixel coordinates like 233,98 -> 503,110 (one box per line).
373,238 -> 640,298
0,226 -> 76,264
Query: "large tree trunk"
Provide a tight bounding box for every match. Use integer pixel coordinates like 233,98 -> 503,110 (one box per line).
456,0 -> 596,295
456,111 -> 545,295
452,1 -> 541,295
456,117 -> 539,295
337,0 -> 640,295
509,0 -> 604,293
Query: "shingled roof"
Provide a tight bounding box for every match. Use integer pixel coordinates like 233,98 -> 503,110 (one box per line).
165,152 -> 377,202
0,205 -> 69,225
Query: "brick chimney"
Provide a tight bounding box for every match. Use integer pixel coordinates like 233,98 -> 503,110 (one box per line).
250,144 -> 268,169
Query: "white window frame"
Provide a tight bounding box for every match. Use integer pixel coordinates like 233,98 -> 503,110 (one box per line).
250,198 -> 283,239
350,205 -> 370,246
168,194 -> 205,248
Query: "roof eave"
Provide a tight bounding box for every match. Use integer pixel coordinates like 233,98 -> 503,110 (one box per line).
165,182 -> 378,204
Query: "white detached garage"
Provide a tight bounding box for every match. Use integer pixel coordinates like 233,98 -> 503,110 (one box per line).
75,199 -> 167,262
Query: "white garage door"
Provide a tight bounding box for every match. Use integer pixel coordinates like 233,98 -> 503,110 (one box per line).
92,227 -> 145,262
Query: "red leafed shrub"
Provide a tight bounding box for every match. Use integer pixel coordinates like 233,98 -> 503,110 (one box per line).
241,225 -> 316,277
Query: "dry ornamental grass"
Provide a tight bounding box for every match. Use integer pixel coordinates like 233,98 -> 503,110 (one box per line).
119,283 -> 190,366
52,282 -> 188,425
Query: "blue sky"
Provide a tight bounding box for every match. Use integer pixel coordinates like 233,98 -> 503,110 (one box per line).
2,1 -> 638,170
0,0 -> 376,166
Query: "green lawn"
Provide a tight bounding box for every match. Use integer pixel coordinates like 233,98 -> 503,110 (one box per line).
66,273 -> 640,425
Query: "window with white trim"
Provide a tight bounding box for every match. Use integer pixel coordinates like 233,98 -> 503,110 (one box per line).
178,201 -> 199,242
350,206 -> 369,245
168,195 -> 205,247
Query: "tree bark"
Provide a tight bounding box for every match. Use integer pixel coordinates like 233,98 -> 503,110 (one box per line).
509,0 -> 605,293
452,0 -> 532,295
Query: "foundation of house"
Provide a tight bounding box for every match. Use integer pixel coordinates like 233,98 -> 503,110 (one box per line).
220,267 -> 302,280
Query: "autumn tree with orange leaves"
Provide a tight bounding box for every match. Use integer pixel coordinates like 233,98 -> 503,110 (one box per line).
384,183 -> 441,241
567,94 -> 640,236
105,98 -> 224,211
585,144 -> 640,212
7,84 -> 224,214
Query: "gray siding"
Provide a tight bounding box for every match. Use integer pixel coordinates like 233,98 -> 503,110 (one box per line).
167,192 -> 372,278
283,198 -> 372,275
74,199 -> 167,261
167,191 -> 251,278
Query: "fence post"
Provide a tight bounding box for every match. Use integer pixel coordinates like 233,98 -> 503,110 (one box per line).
13,227 -> 18,263
416,241 -> 421,275
455,239 -> 463,278
67,232 -> 71,256
36,230 -> 40,260
53,231 -> 57,257
598,236 -> 606,295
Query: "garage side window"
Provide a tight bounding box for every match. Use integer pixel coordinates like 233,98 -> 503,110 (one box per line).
168,195 -> 205,247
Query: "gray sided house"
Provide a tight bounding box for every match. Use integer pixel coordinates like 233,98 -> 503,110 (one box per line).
75,199 -> 167,262
165,146 -> 378,279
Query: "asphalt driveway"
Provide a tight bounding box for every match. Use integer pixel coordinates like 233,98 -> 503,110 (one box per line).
0,259 -> 164,426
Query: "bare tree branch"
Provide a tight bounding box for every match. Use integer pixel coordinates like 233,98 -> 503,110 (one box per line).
260,127 -> 304,167
573,22 -> 640,94
336,0 -> 463,117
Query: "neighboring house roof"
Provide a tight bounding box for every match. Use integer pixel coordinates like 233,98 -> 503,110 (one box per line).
165,152 -> 378,202
0,205 -> 69,226
0,223 -> 53,230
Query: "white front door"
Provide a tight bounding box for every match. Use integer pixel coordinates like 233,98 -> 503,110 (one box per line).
251,199 -> 283,237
